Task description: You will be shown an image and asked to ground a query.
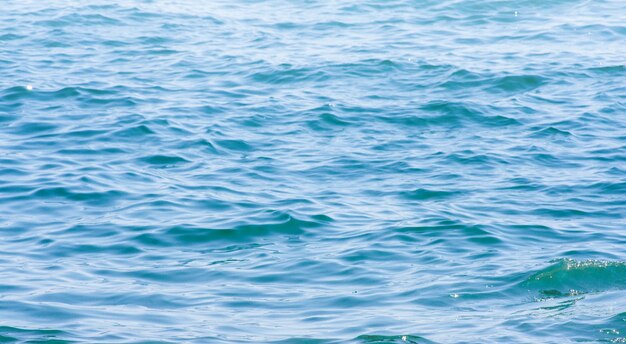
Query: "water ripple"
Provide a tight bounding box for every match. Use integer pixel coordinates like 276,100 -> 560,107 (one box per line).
1,0 -> 625,343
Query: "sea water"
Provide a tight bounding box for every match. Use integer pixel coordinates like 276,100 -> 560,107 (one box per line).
0,0 -> 625,343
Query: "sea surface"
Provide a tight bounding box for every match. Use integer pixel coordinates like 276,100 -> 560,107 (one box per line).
1,0 -> 625,343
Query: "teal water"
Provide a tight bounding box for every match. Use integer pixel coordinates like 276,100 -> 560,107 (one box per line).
1,0 -> 625,343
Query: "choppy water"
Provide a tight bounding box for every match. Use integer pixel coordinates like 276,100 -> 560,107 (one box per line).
1,0 -> 625,342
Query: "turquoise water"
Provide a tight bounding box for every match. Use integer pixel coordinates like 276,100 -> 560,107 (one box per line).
1,0 -> 625,342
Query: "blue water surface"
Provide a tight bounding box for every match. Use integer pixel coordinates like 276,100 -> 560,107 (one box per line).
1,0 -> 625,343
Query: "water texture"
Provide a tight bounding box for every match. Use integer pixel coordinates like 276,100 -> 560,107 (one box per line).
1,0 -> 625,342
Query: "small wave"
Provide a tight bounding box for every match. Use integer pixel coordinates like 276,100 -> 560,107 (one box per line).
250,65 -> 330,85
0,33 -> 25,41
355,334 -> 435,343
138,154 -> 190,166
38,13 -> 122,27
490,75 -> 546,92
379,100 -> 520,128
306,112 -> 354,131
400,188 -> 461,201
0,326 -> 70,343
587,65 -> 626,74
214,139 -> 253,152
439,71 -> 547,94
30,187 -> 128,205
528,126 -> 573,138
107,124 -> 155,141
134,211 -> 326,247
522,259 -> 626,297
7,122 -> 58,136
393,220 -> 503,246
1,86 -> 79,102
